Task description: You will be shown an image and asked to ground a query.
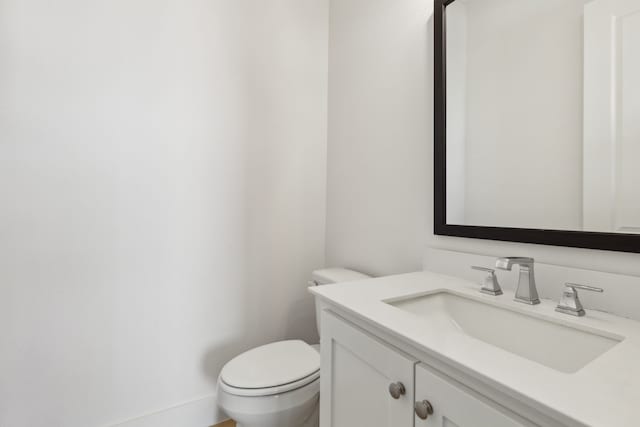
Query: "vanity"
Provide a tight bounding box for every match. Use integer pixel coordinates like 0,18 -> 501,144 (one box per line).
308,0 -> 640,424
310,271 -> 639,427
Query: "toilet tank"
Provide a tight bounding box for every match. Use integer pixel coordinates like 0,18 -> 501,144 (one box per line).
310,268 -> 371,336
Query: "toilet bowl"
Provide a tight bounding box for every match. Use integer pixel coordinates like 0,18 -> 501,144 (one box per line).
216,268 -> 370,427
217,380 -> 319,427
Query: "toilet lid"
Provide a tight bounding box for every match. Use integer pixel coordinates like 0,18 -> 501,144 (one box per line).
220,340 -> 320,392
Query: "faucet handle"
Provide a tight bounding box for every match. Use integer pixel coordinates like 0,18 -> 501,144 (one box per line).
471,266 -> 503,296
566,283 -> 604,293
555,283 -> 603,317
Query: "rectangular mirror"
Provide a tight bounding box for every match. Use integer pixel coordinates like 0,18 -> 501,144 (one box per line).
434,0 -> 640,252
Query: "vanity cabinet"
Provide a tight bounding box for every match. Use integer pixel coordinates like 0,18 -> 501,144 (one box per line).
321,310 -> 531,427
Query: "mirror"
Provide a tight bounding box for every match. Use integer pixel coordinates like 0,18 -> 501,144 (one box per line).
434,0 -> 640,252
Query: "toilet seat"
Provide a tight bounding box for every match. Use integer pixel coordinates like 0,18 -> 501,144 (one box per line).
219,340 -> 320,397
220,370 -> 320,397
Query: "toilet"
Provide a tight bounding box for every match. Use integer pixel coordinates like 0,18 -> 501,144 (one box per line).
216,268 -> 370,427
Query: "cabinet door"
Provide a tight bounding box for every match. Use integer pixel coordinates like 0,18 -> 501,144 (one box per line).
415,363 -> 530,427
320,310 -> 417,427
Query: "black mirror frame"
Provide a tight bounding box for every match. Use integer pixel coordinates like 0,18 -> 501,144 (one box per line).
433,0 -> 640,253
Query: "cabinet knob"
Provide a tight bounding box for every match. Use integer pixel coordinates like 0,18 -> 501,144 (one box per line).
415,400 -> 434,420
388,382 -> 406,399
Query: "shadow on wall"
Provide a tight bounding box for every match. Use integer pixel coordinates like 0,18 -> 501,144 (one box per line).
200,4 -> 325,392
324,0 -> 432,277
200,295 -> 319,388
201,337 -> 247,388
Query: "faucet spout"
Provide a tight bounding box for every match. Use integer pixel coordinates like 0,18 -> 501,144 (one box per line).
495,257 -> 533,271
495,257 -> 540,305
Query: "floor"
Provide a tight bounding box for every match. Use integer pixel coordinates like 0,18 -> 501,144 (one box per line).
213,420 -> 236,427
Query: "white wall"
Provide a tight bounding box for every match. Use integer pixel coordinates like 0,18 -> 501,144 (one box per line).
0,1 -> 328,426
325,0 -> 640,293
325,0 -> 430,276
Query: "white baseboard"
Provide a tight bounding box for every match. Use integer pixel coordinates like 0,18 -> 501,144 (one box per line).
107,394 -> 226,427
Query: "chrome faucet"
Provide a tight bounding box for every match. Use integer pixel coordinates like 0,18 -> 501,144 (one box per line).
495,257 -> 540,305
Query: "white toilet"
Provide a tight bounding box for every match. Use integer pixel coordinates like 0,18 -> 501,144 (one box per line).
216,268 -> 370,427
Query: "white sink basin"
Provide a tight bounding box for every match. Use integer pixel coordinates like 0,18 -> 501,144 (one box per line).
387,291 -> 623,373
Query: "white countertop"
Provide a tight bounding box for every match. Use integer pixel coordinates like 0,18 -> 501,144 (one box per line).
310,271 -> 640,427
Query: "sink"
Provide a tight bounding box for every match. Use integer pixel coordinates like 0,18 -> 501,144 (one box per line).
387,291 -> 623,373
